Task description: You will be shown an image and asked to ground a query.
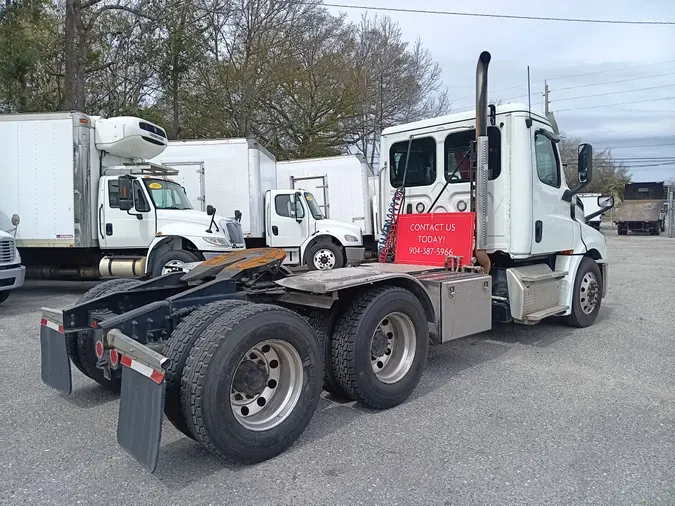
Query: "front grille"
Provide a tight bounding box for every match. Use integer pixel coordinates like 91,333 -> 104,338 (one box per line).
225,222 -> 245,245
139,121 -> 167,139
0,239 -> 15,264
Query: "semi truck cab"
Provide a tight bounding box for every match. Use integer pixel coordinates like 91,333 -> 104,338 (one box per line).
264,189 -> 364,269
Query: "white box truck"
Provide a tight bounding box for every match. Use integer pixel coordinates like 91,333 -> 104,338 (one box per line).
153,139 -> 365,270
0,112 -> 245,280
277,154 -> 380,256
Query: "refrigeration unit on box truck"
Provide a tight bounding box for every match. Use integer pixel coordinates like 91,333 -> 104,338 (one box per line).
0,112 -> 244,280
153,139 -> 365,270
277,154 -> 380,256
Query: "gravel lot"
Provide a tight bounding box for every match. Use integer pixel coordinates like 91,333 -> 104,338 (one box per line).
1,232 -> 674,506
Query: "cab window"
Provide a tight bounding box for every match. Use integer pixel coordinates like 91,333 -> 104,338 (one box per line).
535,133 -> 561,188
389,137 -> 436,187
275,194 -> 304,219
108,180 -> 120,208
444,127 -> 501,183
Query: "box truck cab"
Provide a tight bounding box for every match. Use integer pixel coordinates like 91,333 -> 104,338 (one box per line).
0,215 -> 25,305
154,139 -> 364,271
0,113 -> 244,280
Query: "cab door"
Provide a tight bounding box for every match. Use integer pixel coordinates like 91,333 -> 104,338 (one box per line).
266,190 -> 309,247
100,177 -> 156,249
530,129 -> 577,254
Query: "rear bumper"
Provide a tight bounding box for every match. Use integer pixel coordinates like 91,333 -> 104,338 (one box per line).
345,247 -> 366,264
0,264 -> 25,291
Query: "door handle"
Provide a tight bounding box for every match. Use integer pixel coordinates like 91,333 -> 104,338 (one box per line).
272,226 -> 278,236
98,205 -> 104,239
106,223 -> 113,236
535,220 -> 543,243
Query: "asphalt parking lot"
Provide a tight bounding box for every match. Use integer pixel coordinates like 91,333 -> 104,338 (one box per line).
1,232 -> 674,506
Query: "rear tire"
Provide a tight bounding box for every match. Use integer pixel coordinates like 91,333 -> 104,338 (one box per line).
180,303 -> 322,463
72,278 -> 143,391
331,286 -> 429,409
564,257 -> 602,328
304,308 -> 352,399
151,249 -> 200,277
163,299 -> 249,438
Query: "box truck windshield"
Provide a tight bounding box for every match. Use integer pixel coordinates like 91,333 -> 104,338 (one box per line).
143,179 -> 193,210
304,192 -> 325,220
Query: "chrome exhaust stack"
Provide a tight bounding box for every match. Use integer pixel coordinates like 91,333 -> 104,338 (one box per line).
474,51 -> 491,274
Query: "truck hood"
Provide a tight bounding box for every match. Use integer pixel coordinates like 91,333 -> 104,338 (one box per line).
313,219 -> 362,237
156,209 -> 233,227
0,230 -> 13,240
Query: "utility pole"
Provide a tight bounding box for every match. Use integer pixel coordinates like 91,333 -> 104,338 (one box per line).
544,80 -> 550,114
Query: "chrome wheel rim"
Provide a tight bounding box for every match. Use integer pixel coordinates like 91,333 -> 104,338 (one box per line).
313,249 -> 336,270
370,312 -> 416,384
230,339 -> 303,431
580,272 -> 599,314
162,260 -> 187,275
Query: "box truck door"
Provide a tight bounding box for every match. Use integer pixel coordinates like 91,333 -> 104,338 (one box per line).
100,177 -> 156,249
267,191 -> 309,247
160,161 -> 205,211
291,176 -> 328,218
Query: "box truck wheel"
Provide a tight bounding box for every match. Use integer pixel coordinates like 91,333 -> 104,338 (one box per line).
180,303 -> 321,463
162,299 -> 250,438
71,278 -> 142,391
564,257 -> 603,328
306,242 -> 344,271
151,249 -> 200,277
331,286 -> 429,409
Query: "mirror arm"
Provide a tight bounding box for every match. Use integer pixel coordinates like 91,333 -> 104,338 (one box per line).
585,205 -> 614,222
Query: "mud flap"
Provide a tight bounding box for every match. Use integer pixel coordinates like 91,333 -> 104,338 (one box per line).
40,308 -> 71,394
117,356 -> 166,473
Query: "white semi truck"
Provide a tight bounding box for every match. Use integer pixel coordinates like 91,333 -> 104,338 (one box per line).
277,154 -> 381,257
153,139 -> 365,270
0,113 -> 245,280
40,51 -> 614,473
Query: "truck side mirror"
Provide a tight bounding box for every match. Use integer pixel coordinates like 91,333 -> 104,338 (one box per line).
206,205 -> 215,216
562,143 -> 593,202
578,143 -> 593,184
598,195 -> 614,209
118,178 -> 133,211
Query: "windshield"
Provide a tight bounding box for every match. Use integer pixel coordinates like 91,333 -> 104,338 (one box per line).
304,192 -> 324,220
143,179 -> 193,210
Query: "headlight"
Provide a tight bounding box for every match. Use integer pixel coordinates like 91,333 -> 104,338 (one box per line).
202,236 -> 231,246
344,234 -> 359,242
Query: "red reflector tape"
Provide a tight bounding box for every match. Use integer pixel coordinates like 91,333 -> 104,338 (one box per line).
119,354 -> 165,384
41,317 -> 64,333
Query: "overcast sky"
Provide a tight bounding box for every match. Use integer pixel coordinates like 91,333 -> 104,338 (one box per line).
325,0 -> 675,182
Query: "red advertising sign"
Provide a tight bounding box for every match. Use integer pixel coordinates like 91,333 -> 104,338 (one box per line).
394,212 -> 475,267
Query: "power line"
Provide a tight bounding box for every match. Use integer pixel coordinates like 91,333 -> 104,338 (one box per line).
552,72 -> 675,92
320,3 -> 675,25
593,143 -> 675,149
556,96 -> 675,112
551,84 -> 675,103
448,61 -> 675,105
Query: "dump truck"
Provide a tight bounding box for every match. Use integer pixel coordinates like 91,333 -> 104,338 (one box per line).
615,182 -> 666,235
39,51 -> 613,473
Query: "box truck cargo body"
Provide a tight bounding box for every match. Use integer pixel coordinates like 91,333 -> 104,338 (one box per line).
0,113 -> 244,279
154,140 -> 365,270
276,154 -> 378,241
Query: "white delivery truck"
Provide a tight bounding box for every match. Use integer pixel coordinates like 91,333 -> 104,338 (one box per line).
153,139 -> 365,270
277,154 -> 380,256
0,112 -> 245,280
0,215 -> 25,304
